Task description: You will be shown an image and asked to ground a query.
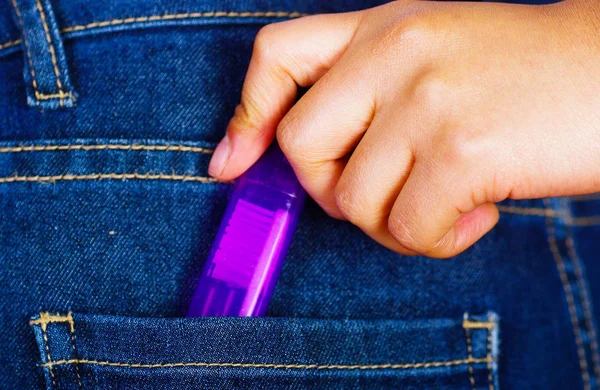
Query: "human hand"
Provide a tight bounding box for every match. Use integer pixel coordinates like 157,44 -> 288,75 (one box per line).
208,0 -> 600,258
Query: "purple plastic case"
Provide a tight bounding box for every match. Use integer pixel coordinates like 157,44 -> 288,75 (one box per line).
187,143 -> 306,317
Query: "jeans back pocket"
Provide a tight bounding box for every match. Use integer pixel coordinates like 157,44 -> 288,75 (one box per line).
30,311 -> 499,389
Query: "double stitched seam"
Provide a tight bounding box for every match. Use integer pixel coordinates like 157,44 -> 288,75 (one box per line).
10,0 -> 40,106
41,357 -> 492,370
486,316 -> 494,390
463,324 -> 476,390
0,11 -> 306,52
32,314 -> 58,389
66,313 -> 83,390
34,0 -> 66,106
462,318 -> 499,390
1,144 -> 217,184
565,224 -> 600,381
544,198 -> 591,390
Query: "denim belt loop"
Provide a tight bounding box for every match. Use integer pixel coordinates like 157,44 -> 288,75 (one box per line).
9,0 -> 77,109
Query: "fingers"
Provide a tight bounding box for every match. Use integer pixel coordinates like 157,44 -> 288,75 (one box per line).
332,108 -> 417,254
209,12 -> 363,180
388,160 -> 500,258
276,50 -> 379,218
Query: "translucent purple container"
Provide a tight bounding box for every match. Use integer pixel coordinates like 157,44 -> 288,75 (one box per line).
187,143 -> 306,317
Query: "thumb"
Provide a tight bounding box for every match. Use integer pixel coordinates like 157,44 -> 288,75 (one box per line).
208,12 -> 362,180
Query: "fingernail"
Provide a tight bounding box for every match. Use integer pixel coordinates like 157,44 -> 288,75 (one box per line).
209,135 -> 231,177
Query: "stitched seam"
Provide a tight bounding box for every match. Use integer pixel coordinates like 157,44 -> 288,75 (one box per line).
35,91 -> 76,100
462,320 -> 496,330
496,205 -> 558,217
0,173 -> 219,184
0,39 -> 20,50
487,322 -> 494,390
565,226 -> 600,381
0,11 -> 305,51
544,198 -> 591,390
10,0 -> 40,106
30,313 -> 71,326
497,205 -> 600,226
569,216 -> 600,227
0,143 -> 213,153
67,313 -> 83,389
463,324 -> 476,390
34,0 -> 65,107
41,357 -> 491,370
36,314 -> 57,389
60,11 -> 306,33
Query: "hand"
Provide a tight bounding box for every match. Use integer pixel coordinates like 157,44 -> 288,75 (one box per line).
208,0 -> 600,258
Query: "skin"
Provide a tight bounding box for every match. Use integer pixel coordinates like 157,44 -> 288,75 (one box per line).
208,0 -> 600,258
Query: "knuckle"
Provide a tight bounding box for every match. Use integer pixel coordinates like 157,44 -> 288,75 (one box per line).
276,114 -> 317,168
397,12 -> 435,46
276,114 -> 303,157
229,103 -> 258,135
411,73 -> 451,115
334,183 -> 363,224
253,24 -> 279,60
369,10 -> 435,58
387,215 -> 423,253
433,123 -> 485,173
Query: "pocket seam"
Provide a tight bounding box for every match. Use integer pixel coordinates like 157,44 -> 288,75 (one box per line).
40,357 -> 492,371
32,312 -> 497,373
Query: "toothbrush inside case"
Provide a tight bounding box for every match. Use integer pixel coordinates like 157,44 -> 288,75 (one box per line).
187,143 -> 306,317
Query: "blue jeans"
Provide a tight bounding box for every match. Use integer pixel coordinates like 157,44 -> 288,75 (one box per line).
0,0 -> 598,388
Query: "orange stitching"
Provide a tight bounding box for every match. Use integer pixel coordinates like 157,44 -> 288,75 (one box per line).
463,321 -> 476,390
544,198 -> 591,390
0,11 -> 305,52
34,91 -> 76,101
487,322 -> 494,390
570,215 -> 600,227
33,313 -> 58,388
41,357 -> 491,370
65,313 -> 83,389
565,226 -> 600,381
10,0 -> 40,106
30,313 -> 71,326
496,205 -> 558,218
0,143 -> 213,153
462,320 -> 496,330
60,11 -> 305,33
0,39 -> 20,50
0,173 -> 219,184
34,0 -> 65,107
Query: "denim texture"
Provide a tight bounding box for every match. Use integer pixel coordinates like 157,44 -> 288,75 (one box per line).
29,312 -> 498,389
0,0 -> 599,389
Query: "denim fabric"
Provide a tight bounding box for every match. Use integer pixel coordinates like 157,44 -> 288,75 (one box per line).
0,0 -> 598,389
29,312 -> 499,389
8,0 -> 77,108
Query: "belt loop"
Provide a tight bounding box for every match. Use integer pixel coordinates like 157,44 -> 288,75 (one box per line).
9,0 -> 77,109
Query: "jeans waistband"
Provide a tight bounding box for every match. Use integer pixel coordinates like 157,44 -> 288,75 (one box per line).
0,0 -> 390,57
0,0 -> 391,111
